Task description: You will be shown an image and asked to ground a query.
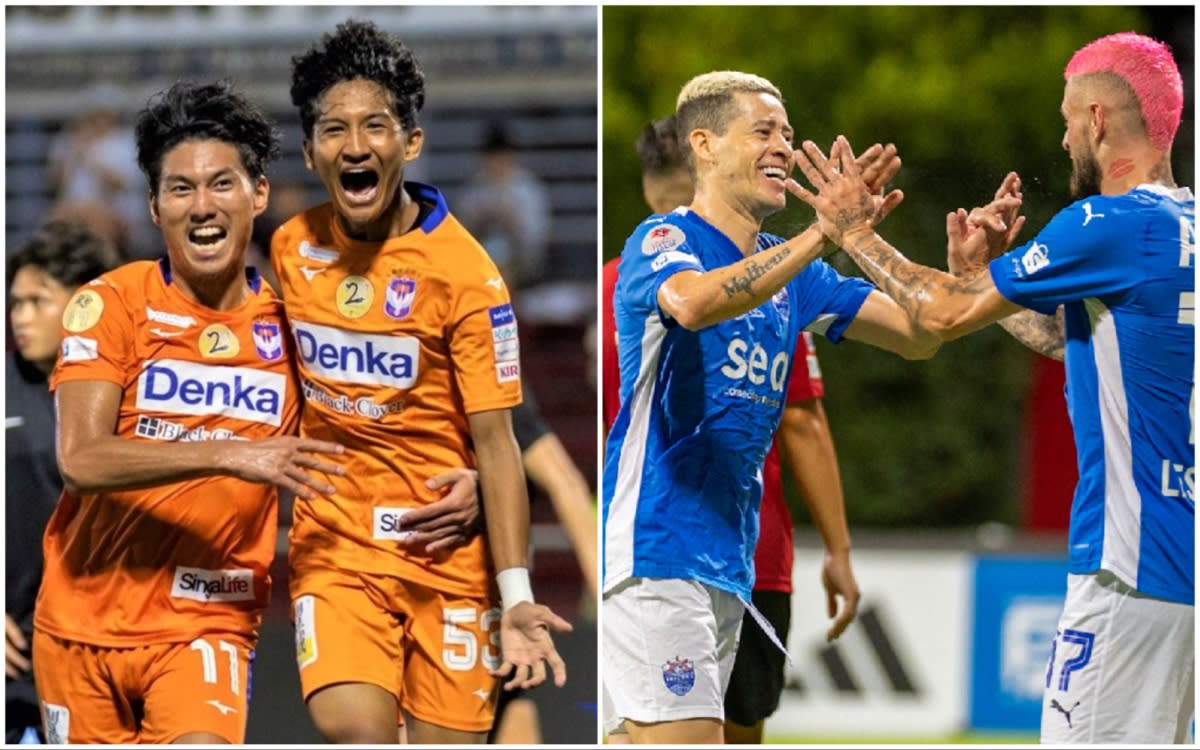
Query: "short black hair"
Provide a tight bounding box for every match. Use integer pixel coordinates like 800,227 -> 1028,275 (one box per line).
134,80 -> 280,192
290,19 -> 425,137
7,220 -> 124,290
635,114 -> 685,177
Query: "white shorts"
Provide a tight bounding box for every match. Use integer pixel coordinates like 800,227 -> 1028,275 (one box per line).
602,577 -> 744,733
1041,570 -> 1195,744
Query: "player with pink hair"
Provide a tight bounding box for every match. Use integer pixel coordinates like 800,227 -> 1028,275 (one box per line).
790,29 -> 1193,744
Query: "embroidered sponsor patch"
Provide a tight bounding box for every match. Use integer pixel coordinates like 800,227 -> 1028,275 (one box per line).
293,322 -> 418,389
496,361 -> 521,383
61,336 -> 98,362
170,566 -> 254,603
298,240 -> 340,263
642,224 -> 686,256
373,507 -> 413,540
293,595 -> 318,669
135,359 -> 286,426
146,306 -> 196,328
651,249 -> 700,272
43,703 -> 69,743
1019,242 -> 1050,275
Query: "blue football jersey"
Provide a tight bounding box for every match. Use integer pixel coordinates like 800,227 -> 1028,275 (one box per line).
990,185 -> 1195,604
602,209 -> 872,599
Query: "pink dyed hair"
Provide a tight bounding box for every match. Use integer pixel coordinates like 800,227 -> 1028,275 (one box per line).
1065,32 -> 1183,151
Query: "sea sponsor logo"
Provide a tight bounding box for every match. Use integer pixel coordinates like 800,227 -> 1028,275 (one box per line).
170,566 -> 254,602
385,277 -> 417,320
720,337 -> 789,392
1160,458 -> 1195,501
373,507 -> 413,540
300,378 -> 406,420
146,306 -> 196,328
293,321 -> 418,388
136,359 -> 285,427
61,336 -> 98,362
252,321 -> 283,361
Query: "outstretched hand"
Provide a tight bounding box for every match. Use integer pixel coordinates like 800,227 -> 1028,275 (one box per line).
947,172 -> 1025,276
492,601 -> 574,691
788,136 -> 903,245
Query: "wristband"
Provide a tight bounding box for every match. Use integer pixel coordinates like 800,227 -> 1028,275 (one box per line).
496,567 -> 534,612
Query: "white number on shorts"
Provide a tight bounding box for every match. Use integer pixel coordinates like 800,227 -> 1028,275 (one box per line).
190,638 -> 241,695
441,607 -> 503,672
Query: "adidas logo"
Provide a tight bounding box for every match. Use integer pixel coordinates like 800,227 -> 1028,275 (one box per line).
784,605 -> 919,697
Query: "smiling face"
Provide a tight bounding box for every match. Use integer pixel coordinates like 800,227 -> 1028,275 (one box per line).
702,91 -> 794,219
304,78 -> 424,240
8,266 -> 72,373
150,138 -> 268,298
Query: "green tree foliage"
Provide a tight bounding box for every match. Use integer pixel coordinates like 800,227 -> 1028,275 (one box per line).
602,6 -> 1194,527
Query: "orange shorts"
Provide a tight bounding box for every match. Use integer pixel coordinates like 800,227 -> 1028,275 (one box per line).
291,565 -> 501,732
31,630 -> 253,744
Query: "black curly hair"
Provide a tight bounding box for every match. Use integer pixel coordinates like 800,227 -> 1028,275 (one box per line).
134,80 -> 281,192
7,220 -> 123,291
290,19 -> 425,137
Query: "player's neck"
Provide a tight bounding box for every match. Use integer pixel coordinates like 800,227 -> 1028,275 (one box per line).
175,270 -> 249,311
688,190 -> 762,256
1099,145 -> 1176,196
337,185 -> 421,243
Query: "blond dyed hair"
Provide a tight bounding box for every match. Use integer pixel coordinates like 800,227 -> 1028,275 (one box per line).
675,71 -> 783,174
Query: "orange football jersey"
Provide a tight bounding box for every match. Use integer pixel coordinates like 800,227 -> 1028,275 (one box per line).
272,183 -> 522,597
36,259 -> 300,646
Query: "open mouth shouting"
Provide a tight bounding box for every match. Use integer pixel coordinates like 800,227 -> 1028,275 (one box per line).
340,167 -> 381,207
188,224 -> 228,255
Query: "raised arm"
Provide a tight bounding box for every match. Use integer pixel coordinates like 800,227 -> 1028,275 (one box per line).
55,379 -> 343,499
656,225 -> 827,330
660,143 -> 905,331
790,137 -> 1025,341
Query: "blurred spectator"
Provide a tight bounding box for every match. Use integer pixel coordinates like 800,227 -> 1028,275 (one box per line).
6,221 -> 124,743
45,83 -> 153,259
456,122 -> 551,290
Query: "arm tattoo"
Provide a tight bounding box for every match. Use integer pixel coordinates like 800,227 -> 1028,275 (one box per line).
721,243 -> 792,299
998,309 -> 1064,360
842,231 -> 990,322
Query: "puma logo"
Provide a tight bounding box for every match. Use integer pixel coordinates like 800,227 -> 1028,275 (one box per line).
1081,202 -> 1104,227
1050,699 -> 1080,728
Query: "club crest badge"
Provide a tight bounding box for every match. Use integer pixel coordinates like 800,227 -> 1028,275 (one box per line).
252,321 -> 283,361
385,277 -> 416,320
661,655 -> 696,696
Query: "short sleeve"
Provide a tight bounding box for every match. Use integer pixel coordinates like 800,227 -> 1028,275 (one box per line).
617,219 -> 706,324
795,260 -> 873,343
49,277 -> 134,392
989,198 -> 1139,314
448,265 -> 523,414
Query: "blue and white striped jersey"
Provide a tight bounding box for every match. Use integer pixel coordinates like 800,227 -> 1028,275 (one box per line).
990,185 -> 1195,604
602,209 -> 871,600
